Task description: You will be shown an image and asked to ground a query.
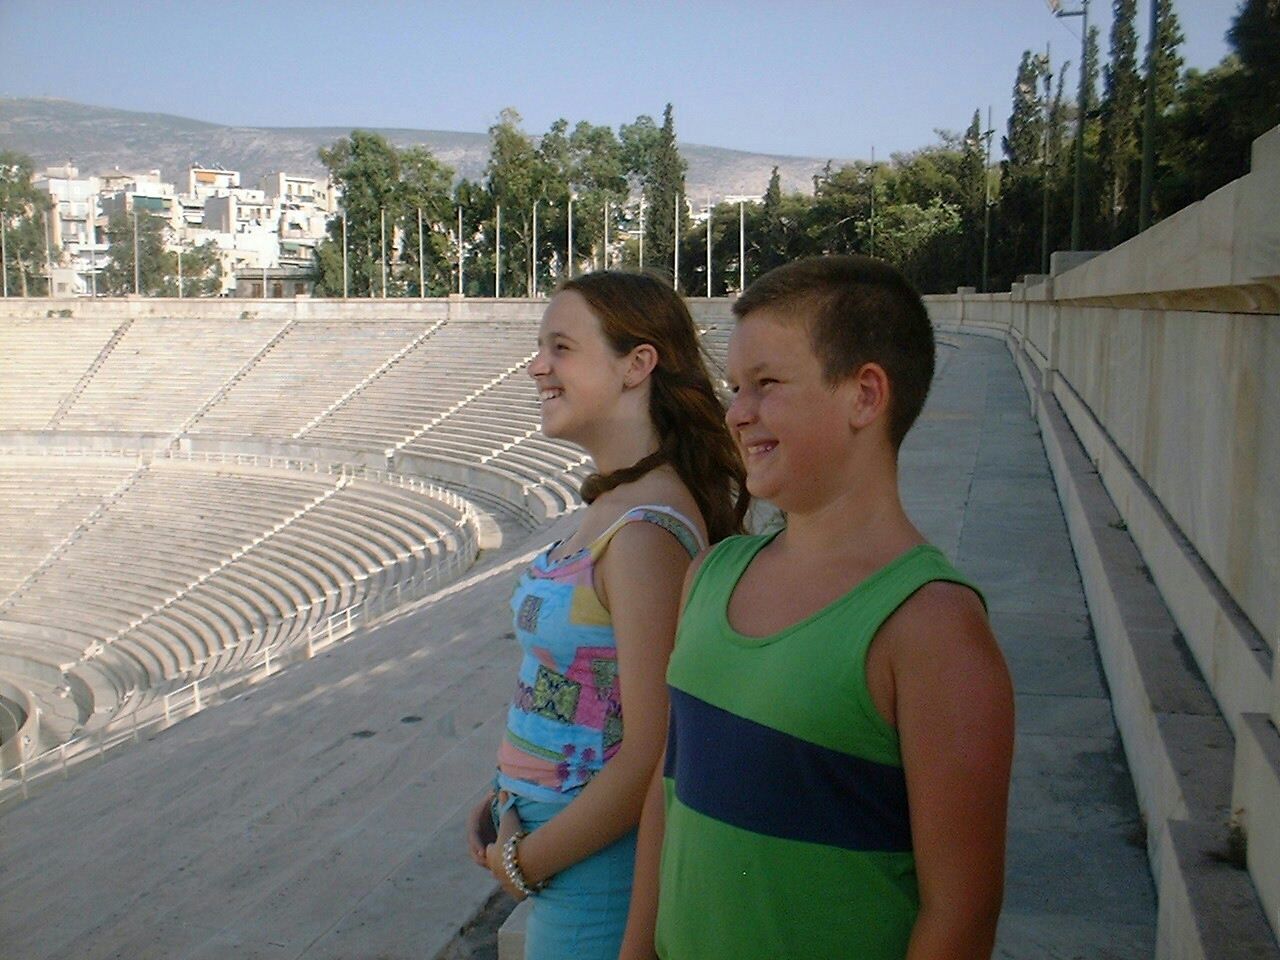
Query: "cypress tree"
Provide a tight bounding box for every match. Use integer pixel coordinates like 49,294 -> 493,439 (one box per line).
1100,0 -> 1142,243
644,103 -> 687,281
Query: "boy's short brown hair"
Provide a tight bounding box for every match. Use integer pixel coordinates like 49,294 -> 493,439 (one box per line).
732,255 -> 935,449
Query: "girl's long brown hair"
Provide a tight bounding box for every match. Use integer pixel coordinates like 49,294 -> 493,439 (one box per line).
560,271 -> 748,543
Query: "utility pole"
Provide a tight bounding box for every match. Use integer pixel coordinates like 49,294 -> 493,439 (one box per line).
568,194 -> 574,279
132,210 -> 140,295
380,207 -> 387,298
638,192 -> 645,270
868,146 -> 876,259
1138,0 -> 1160,232
457,206 -> 464,296
341,210 -> 348,299
603,200 -> 609,269
530,200 -> 538,297
982,107 -> 994,293
43,209 -> 52,297
1042,43 -> 1053,275
673,194 -> 680,290
1055,0 -> 1090,250
177,245 -> 183,299
706,196 -> 712,298
1,214 -> 8,298
739,199 -> 745,293
418,207 -> 425,298
494,204 -> 501,298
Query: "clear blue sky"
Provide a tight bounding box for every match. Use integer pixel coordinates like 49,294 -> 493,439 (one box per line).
0,0 -> 1245,161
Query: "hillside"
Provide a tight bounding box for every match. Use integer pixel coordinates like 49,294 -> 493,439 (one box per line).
0,97 -> 850,201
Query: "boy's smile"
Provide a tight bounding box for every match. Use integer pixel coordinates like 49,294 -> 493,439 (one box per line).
725,310 -> 857,510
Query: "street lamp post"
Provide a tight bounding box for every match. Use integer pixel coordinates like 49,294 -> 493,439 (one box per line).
418,207 -> 425,298
706,197 -> 712,298
738,199 -> 745,293
673,194 -> 680,290
869,146 -> 876,259
457,206 -> 464,296
495,204 -> 501,298
638,192 -> 645,269
380,207 -> 387,298
1041,46 -> 1053,275
1,214 -> 8,298
982,107 -> 994,292
341,210 -> 349,299
132,210 -> 140,296
603,200 -> 609,270
530,200 -> 538,297
43,209 -> 52,298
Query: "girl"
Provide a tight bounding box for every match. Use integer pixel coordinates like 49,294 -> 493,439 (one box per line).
465,270 -> 746,959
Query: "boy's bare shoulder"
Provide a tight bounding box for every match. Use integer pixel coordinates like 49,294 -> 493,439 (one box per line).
878,579 -> 997,660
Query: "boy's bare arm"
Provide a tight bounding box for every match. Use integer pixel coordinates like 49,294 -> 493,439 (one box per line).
888,582 -> 1014,960
618,748 -> 666,960
618,549 -> 706,960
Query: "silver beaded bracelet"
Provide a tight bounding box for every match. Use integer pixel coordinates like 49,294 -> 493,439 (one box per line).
502,831 -> 546,897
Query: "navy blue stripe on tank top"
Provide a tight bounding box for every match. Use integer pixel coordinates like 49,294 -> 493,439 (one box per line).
664,686 -> 913,853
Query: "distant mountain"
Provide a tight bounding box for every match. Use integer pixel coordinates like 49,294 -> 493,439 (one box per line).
0,98 -> 850,201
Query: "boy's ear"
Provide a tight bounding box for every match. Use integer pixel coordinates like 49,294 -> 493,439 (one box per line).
848,362 -> 891,431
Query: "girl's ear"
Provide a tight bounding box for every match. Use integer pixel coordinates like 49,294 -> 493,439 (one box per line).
625,343 -> 659,387
848,361 -> 891,431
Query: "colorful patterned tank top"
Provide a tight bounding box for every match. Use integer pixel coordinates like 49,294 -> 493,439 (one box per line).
497,505 -> 705,802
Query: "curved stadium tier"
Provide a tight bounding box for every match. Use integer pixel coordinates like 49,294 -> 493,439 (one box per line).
0,301 -> 719,780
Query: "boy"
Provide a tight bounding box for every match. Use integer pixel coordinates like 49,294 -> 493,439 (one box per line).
620,256 -> 1014,959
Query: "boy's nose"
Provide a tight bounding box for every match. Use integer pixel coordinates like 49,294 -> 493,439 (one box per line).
726,391 -> 754,429
528,351 -> 549,378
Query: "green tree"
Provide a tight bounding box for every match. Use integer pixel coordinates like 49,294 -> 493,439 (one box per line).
642,103 -> 688,279
996,51 -> 1049,286
619,114 -> 662,189
161,240 -> 222,297
312,130 -> 455,297
315,131 -> 404,297
1099,0 -> 1141,243
1159,0 -> 1277,218
1004,51 -> 1047,170
484,109 -> 556,296
810,163 -> 874,258
759,167 -> 787,273
0,151 -> 54,296
566,121 -> 628,272
101,210 -> 169,295
397,146 -> 457,296
958,110 -> 988,284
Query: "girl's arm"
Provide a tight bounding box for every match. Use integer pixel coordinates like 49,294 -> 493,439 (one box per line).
490,520 -> 693,888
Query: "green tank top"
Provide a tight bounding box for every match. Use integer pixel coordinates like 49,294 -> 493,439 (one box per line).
657,532 -> 983,960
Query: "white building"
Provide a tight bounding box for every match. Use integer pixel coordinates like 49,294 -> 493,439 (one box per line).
33,165 -> 110,296
187,165 -> 240,199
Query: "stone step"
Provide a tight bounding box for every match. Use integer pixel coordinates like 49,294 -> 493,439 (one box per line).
1156,819 -> 1280,960
1232,713 -> 1280,948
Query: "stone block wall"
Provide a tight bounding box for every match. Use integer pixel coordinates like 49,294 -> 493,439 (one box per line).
923,123 -> 1280,958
